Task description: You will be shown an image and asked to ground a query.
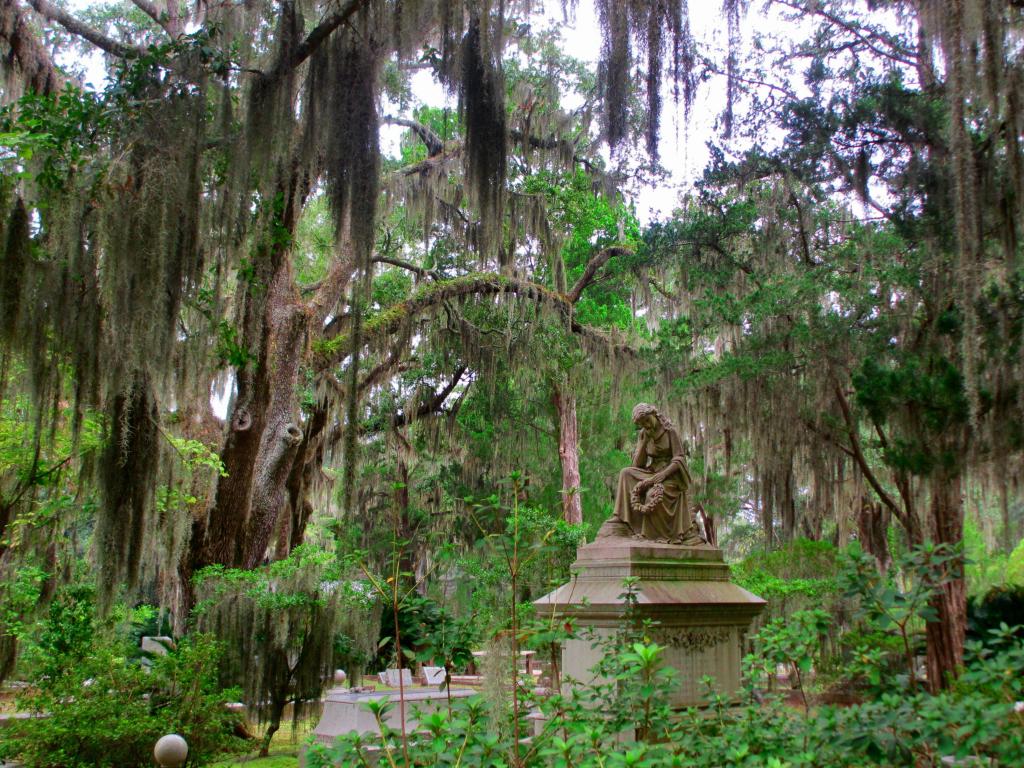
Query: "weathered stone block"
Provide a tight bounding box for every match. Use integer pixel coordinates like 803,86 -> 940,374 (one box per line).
535,539 -> 766,707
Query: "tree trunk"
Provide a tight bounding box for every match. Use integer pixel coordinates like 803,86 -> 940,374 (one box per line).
280,403 -> 329,557
1001,476 -> 1012,553
197,181 -> 304,570
924,472 -> 966,692
551,384 -> 582,525
781,470 -> 796,543
182,172 -> 311,617
241,267 -> 308,568
260,695 -> 288,757
856,497 -> 892,575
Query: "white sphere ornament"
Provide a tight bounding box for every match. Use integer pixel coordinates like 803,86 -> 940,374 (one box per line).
153,734 -> 189,767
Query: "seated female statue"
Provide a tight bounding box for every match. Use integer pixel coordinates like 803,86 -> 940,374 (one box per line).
596,403 -> 706,546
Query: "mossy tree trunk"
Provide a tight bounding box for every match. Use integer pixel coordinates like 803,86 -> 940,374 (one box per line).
925,471 -> 966,691
552,385 -> 582,525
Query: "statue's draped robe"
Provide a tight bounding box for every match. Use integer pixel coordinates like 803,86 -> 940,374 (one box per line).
612,426 -> 692,542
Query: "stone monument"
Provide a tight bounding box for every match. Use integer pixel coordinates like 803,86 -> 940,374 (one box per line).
535,404 -> 766,707
312,686 -> 476,744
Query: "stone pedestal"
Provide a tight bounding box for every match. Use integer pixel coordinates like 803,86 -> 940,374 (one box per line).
534,539 -> 766,707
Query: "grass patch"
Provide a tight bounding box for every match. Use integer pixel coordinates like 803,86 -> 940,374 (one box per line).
207,755 -> 298,768
208,716 -> 314,767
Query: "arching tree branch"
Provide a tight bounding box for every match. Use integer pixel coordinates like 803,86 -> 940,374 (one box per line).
128,0 -> 176,37
26,0 -> 144,58
1,0 -> 65,94
312,272 -> 637,371
567,245 -> 632,304
384,116 -> 444,157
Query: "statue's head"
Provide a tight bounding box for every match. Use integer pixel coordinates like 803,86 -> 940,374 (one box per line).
632,403 -> 677,438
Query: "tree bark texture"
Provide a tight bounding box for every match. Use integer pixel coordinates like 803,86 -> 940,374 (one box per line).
552,385 -> 582,525
242,267 -> 308,568
283,403 -> 330,555
925,472 -> 966,692
198,188 -> 301,569
857,497 -> 892,575
1001,476 -> 1013,553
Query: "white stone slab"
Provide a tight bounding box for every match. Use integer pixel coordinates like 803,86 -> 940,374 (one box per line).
384,668 -> 413,688
423,666 -> 446,685
140,636 -> 173,656
312,687 -> 476,745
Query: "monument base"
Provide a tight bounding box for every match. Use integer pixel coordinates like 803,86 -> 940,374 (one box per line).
534,539 -> 766,707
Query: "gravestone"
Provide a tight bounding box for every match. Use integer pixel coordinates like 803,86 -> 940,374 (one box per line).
535,538 -> 765,707
312,686 -> 476,745
422,666 -> 447,685
384,668 -> 413,688
140,636 -> 173,656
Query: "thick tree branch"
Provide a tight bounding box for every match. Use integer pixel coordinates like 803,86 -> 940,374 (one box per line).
1,0 -> 65,93
27,0 -> 144,58
384,116 -> 444,157
371,254 -> 434,279
398,145 -> 463,177
307,244 -> 357,330
128,0 -> 175,36
801,417 -> 857,459
508,128 -> 608,177
870,414 -> 917,528
357,345 -> 405,395
567,245 -> 632,304
164,0 -> 181,37
789,191 -> 816,267
312,272 -> 637,371
376,367 -> 468,432
648,276 -> 675,301
393,366 -> 467,428
832,381 -> 903,517
263,0 -> 367,78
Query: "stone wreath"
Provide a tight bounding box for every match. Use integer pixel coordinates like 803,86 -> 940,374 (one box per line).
631,481 -> 665,516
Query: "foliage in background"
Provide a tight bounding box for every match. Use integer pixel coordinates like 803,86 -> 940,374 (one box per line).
1,586 -> 243,767
308,546 -> 1024,767
194,544 -> 377,756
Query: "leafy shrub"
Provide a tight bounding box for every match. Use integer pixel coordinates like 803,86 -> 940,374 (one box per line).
306,634 -> 1024,768
376,594 -> 477,674
1006,537 -> 1024,586
967,584 -> 1024,645
306,542 -> 1024,767
731,539 -> 841,618
1,626 -> 244,768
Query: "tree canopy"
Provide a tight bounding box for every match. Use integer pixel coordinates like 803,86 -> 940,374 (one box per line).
0,0 -> 1022,704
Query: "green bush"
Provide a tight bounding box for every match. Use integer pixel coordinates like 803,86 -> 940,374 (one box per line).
306,542 -> 1024,768
1007,537 -> 1024,586
305,633 -> 1024,768
1,632 -> 245,767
